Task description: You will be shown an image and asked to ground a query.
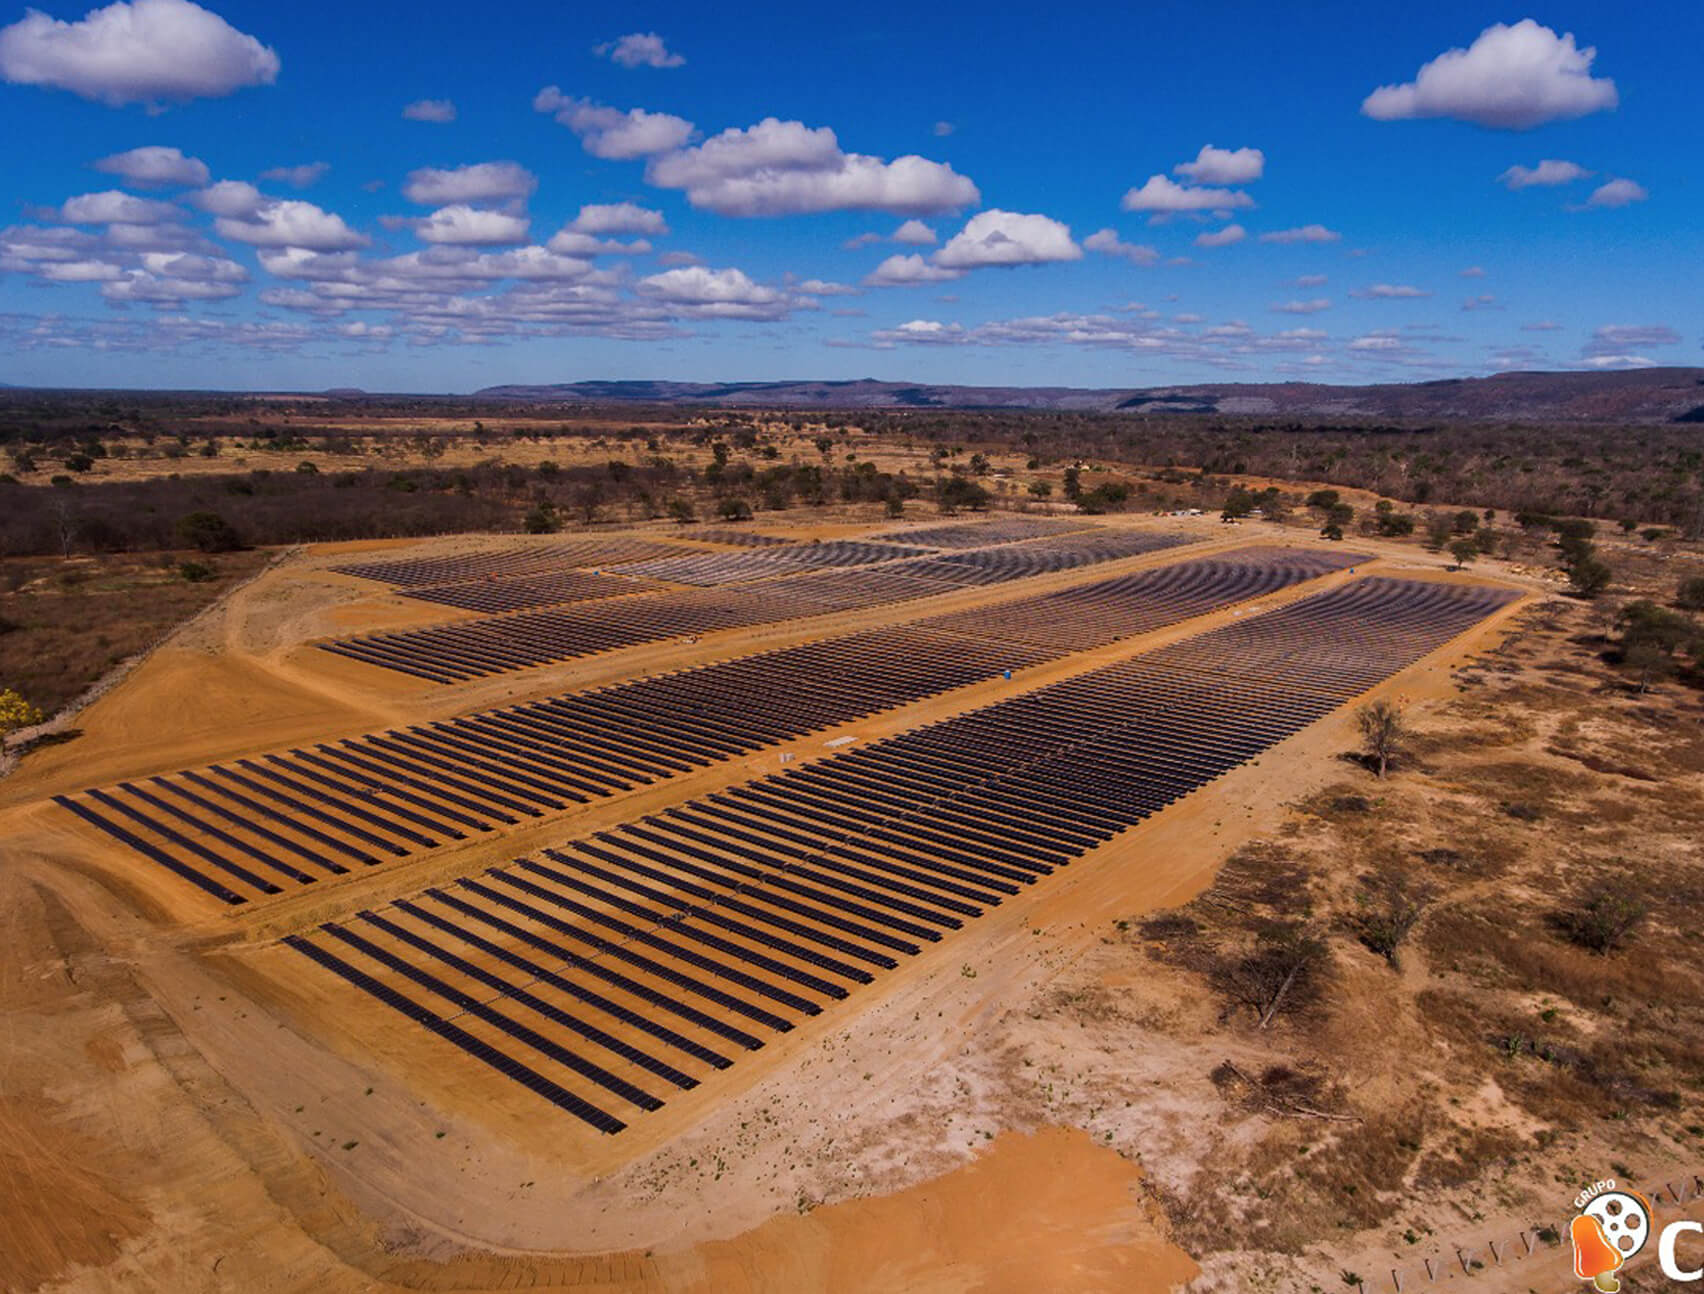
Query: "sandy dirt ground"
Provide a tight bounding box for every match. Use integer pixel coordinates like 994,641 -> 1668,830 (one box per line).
0,514 -> 1555,1292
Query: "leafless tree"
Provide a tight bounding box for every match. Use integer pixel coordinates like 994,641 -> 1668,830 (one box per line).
1350,872 -> 1431,968
48,494 -> 77,559
1220,922 -> 1328,1029
1356,699 -> 1407,779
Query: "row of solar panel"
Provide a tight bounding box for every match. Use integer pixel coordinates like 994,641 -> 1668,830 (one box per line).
398,569 -> 661,614
330,537 -> 694,587
879,516 -> 1091,549
676,528 -> 794,547
602,540 -> 933,589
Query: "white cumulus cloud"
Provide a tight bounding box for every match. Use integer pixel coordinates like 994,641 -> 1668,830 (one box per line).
1576,354 -> 1657,370
862,253 -> 963,287
1361,19 -> 1618,129
1349,333 -> 1403,351
60,189 -> 179,224
1174,144 -> 1264,185
402,98 -> 455,123
92,144 -> 208,187
545,228 -> 651,256
104,249 -> 246,301
415,205 -> 530,245
1584,324 -> 1678,355
0,0 -> 278,106
1273,298 -> 1331,314
636,265 -> 794,319
1121,173 -> 1254,215
1083,228 -> 1159,265
214,196 -> 368,250
0,226 -> 97,265
595,32 -> 684,69
1498,159 -> 1591,189
191,178 -> 263,216
569,202 -> 668,236
38,258 -> 124,282
891,219 -> 937,245
934,209 -> 1080,269
794,278 -> 858,296
1195,223 -> 1247,249
645,117 -> 979,217
1583,178 -> 1647,208
871,319 -> 967,346
260,162 -> 328,189
1259,224 -> 1340,244
403,161 -> 536,206
534,89 -> 696,159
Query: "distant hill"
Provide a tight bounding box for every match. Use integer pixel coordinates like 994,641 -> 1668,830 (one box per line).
473,368 -> 1704,424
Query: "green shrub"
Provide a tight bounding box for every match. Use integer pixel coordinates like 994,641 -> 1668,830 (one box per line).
176,511 -> 243,553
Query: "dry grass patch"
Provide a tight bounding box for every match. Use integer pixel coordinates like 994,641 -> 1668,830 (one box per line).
0,548 -> 273,719
1071,588 -> 1703,1279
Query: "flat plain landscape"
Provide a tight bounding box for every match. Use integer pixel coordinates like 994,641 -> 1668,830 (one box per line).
3,393 -> 1703,1294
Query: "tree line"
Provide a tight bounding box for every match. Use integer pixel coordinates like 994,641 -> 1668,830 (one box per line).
0,451 -> 953,557
839,410 -> 1704,536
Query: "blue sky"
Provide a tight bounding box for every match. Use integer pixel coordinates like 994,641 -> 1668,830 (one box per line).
0,0 -> 1697,391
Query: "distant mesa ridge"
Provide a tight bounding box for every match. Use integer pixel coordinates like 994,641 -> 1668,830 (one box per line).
465,369 -> 1704,424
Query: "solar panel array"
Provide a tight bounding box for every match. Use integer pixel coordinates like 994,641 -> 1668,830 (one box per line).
398,569 -> 661,614
612,539 -> 937,587
284,576 -> 1519,1132
315,530 -> 1198,682
923,545 -> 1358,652
58,546 -> 1352,907
888,527 -> 1207,586
882,517 -> 1091,548
330,537 -> 691,588
680,528 -> 795,547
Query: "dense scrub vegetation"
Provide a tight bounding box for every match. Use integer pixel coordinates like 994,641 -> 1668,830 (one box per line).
0,547 -> 274,724
4,393 -> 1702,547
0,418 -> 934,556
833,410 -> 1704,535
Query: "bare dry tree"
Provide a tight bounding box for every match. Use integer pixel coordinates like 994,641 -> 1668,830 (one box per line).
1219,922 -> 1328,1029
1350,872 -> 1432,968
1356,699 -> 1407,779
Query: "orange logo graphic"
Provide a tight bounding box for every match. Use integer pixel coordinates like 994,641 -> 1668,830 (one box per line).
1571,1181 -> 1653,1291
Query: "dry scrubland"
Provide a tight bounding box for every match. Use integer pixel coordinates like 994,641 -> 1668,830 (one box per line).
1036,593 -> 1704,1289
0,399 -> 1702,1294
0,548 -> 276,717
